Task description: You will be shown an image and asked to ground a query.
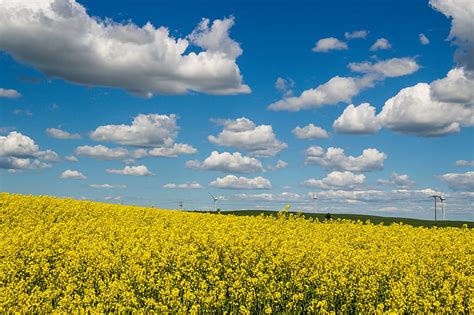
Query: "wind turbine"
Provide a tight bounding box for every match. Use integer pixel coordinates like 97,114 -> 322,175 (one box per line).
439,196 -> 446,220
312,193 -> 318,213
209,192 -> 219,212
431,195 -> 440,225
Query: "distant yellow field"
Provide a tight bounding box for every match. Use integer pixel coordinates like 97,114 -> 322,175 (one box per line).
0,193 -> 472,313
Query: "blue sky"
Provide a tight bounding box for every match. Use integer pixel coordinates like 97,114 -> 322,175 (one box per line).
1,0 -> 473,220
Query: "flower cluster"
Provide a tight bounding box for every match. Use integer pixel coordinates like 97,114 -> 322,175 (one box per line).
0,193 -> 472,313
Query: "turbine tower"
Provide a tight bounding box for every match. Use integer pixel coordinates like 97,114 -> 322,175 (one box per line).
209,192 -> 219,212
431,195 -> 440,225
439,196 -> 446,221
312,194 -> 318,213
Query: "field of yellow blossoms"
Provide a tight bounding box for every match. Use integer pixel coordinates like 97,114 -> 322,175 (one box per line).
0,193 -> 472,313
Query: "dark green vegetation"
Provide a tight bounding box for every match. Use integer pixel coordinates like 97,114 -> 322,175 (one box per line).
218,210 -> 473,228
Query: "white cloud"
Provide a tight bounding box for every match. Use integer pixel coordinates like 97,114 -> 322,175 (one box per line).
0,131 -> 58,170
364,0 -> 474,138
292,124 -> 329,139
90,114 -> 178,147
305,146 -> 387,172
163,182 -> 203,189
303,171 -> 365,190
348,57 -> 420,78
0,157 -> 50,170
370,38 -> 391,51
456,160 -> 474,167
430,68 -> 474,105
377,82 -> 473,136
35,149 -> 60,162
90,184 -> 127,189
275,77 -> 294,96
333,103 -> 381,134
268,75 -> 374,111
0,132 -> 39,157
75,145 -> 130,160
344,30 -> 369,40
268,57 -> 419,112
0,1 -> 249,96
148,143 -> 197,157
0,88 -> 21,98
419,33 -> 430,45
377,172 -> 415,188
104,196 -> 122,201
208,117 -> 287,157
210,175 -> 272,190
13,109 -> 32,116
186,151 -> 263,173
106,165 -> 154,176
430,0 -> 474,71
46,127 -> 81,139
312,37 -> 348,52
60,169 -> 86,179
438,171 -> 474,191
232,192 -> 303,202
274,160 -> 288,170
65,155 -> 79,162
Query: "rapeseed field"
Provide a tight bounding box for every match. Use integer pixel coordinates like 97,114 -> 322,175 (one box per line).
0,193 -> 472,313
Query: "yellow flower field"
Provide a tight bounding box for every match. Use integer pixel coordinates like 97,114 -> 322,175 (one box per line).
0,193 -> 472,313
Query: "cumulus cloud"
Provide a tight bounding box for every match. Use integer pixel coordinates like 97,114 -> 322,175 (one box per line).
148,143 -> 197,157
303,171 -> 365,190
333,103 -> 381,134
430,68 -> 474,105
430,0 -> 474,71
268,56 -> 421,112
292,124 -> 329,139
274,160 -> 288,170
35,149 -> 60,162
0,131 -> 58,170
438,171 -> 474,191
75,145 -> 131,160
268,75 -> 374,111
232,192 -> 303,202
46,127 -> 81,139
0,157 -> 50,171
60,169 -> 86,179
90,114 -> 179,147
106,165 -> 154,176
370,38 -> 391,51
0,131 -> 39,157
419,33 -> 430,45
0,0 -> 249,96
377,172 -> 415,188
208,117 -> 287,157
13,109 -> 32,116
275,77 -> 295,96
0,88 -> 21,98
65,155 -> 79,162
305,146 -> 387,172
210,175 -> 272,190
163,182 -> 203,189
186,151 -> 263,173
348,57 -> 420,78
344,30 -> 369,40
312,37 -> 348,52
362,0 -> 474,138
456,160 -> 474,167
377,82 -> 473,136
90,184 -> 127,189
